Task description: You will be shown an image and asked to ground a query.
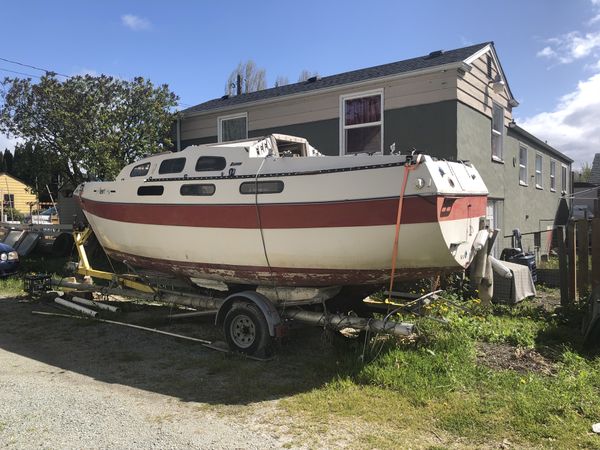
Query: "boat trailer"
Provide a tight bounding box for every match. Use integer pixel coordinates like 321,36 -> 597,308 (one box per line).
49,228 -> 418,357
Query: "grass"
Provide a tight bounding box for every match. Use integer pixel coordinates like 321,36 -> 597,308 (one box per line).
4,252 -> 600,447
278,294 -> 600,449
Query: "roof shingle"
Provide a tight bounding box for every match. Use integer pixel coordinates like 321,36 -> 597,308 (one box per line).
182,42 -> 492,115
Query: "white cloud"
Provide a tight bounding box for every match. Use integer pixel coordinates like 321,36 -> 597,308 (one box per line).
537,31 -> 600,64
536,46 -> 556,58
589,13 -> 600,25
519,69 -> 600,168
121,14 -> 151,31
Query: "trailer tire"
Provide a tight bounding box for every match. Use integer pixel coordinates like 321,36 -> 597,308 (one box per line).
223,302 -> 272,357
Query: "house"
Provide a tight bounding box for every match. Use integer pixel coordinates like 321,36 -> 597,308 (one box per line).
176,42 -> 573,255
0,172 -> 37,218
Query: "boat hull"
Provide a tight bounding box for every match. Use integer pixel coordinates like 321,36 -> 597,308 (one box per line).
76,142 -> 489,288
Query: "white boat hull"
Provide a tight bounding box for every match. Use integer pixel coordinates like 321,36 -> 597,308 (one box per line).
76,136 -> 489,288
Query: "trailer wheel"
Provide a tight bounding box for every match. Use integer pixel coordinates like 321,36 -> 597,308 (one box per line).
223,302 -> 271,356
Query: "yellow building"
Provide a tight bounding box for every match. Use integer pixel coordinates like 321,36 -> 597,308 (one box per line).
0,173 -> 37,216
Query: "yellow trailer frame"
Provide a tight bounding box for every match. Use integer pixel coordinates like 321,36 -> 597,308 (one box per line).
73,228 -> 155,294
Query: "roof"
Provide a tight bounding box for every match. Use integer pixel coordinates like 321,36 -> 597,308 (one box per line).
509,125 -> 573,164
182,42 -> 493,116
0,172 -> 33,187
590,154 -> 600,185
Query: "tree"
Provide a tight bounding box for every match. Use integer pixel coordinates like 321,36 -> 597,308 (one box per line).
578,162 -> 592,182
11,142 -> 60,195
298,69 -> 319,82
275,75 -> 289,87
225,60 -> 266,95
2,149 -> 13,174
0,74 -> 179,184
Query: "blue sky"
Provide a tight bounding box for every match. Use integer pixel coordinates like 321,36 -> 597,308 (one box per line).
1,0 -> 599,167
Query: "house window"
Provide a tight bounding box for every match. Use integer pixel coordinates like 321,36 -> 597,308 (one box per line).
218,113 -> 247,142
486,199 -> 503,257
519,145 -> 528,186
535,154 -> 543,189
561,164 -> 568,194
158,157 -> 186,174
340,90 -> 383,155
550,160 -> 556,192
491,103 -> 504,161
3,194 -> 15,208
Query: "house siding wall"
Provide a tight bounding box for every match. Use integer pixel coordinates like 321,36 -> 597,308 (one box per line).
456,102 -> 570,252
0,173 -> 37,215
180,69 -> 460,151
181,101 -> 458,158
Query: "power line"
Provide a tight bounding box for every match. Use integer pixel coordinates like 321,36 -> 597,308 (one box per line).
0,56 -> 70,78
0,66 -> 42,79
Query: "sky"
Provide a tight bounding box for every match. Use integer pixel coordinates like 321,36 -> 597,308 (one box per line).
0,0 -> 599,168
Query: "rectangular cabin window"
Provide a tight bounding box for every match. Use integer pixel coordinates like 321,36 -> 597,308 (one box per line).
218,113 -> 247,142
180,184 -> 216,196
535,154 -> 543,189
491,103 -> 504,161
158,157 -> 186,174
239,180 -> 284,195
519,145 -> 528,186
550,160 -> 556,192
196,156 -> 227,172
130,162 -> 150,177
137,185 -> 164,196
341,90 -> 383,155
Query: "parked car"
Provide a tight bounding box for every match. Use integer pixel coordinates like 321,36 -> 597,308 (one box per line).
0,242 -> 19,277
25,206 -> 59,225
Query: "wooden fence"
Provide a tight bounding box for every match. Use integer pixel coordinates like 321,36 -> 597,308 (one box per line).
556,218 -> 600,305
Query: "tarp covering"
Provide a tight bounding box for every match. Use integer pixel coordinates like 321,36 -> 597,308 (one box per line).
492,261 -> 536,304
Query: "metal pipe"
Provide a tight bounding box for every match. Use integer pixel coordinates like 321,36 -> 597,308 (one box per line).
70,296 -> 120,313
51,279 -> 225,310
31,311 -> 212,344
54,297 -> 97,317
282,308 -> 414,337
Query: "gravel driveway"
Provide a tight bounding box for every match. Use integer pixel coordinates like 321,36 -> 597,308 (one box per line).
0,294 -> 331,449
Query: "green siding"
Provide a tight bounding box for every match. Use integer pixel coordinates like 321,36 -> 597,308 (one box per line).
384,102 -> 457,159
457,102 -> 568,251
251,118 -> 340,156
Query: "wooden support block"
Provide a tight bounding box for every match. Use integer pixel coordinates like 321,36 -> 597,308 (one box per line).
558,226 -> 569,306
592,218 -> 600,291
577,219 -> 590,299
567,221 -> 577,304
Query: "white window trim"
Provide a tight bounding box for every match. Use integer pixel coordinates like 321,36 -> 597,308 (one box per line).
535,153 -> 543,189
561,164 -> 569,194
550,159 -> 556,192
339,88 -> 384,156
518,144 -> 528,186
217,112 -> 248,143
491,102 -> 504,163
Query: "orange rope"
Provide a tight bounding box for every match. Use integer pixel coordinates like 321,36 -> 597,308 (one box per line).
387,162 -> 417,301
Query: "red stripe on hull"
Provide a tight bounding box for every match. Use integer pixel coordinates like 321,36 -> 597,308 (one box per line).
80,195 -> 486,229
106,248 -> 461,286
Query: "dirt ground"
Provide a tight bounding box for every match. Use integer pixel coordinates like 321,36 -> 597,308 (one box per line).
0,292 -> 351,449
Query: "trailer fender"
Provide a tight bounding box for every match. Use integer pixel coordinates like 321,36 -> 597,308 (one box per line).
216,291 -> 282,337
